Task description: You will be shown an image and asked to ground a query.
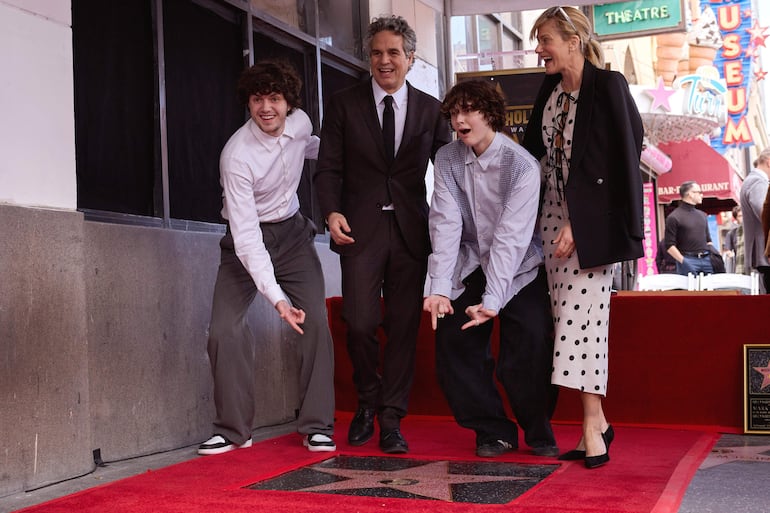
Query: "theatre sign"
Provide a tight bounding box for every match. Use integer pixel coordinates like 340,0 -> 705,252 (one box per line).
590,0 -> 685,40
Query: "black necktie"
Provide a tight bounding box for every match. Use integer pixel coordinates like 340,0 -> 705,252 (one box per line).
382,95 -> 395,164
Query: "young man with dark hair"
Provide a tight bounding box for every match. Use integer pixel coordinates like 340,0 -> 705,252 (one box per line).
423,80 -> 558,458
199,60 -> 336,455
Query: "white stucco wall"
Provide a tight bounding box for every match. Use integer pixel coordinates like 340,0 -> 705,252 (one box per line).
0,0 -> 76,209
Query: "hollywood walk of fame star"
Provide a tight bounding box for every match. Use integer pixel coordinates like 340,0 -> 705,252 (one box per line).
300,460 -> 536,501
249,456 -> 557,504
645,77 -> 675,112
699,444 -> 770,470
753,361 -> 770,390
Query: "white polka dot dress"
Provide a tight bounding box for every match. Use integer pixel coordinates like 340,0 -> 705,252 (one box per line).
539,84 -> 613,396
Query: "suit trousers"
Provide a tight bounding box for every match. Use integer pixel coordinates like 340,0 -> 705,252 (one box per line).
340,212 -> 427,431
207,213 -> 335,444
435,266 -> 558,448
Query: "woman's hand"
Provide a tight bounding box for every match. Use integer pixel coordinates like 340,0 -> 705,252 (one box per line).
552,222 -> 575,259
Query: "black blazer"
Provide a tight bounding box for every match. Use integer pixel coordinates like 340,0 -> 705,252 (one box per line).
315,79 -> 451,258
523,60 -> 645,269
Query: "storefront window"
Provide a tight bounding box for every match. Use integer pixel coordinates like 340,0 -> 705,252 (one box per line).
318,0 -> 362,58
451,16 -> 476,72
250,0 -> 309,33
477,16 -> 499,71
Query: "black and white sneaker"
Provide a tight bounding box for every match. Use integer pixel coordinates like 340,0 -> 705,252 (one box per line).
197,435 -> 252,455
303,433 -> 336,452
476,439 -> 515,458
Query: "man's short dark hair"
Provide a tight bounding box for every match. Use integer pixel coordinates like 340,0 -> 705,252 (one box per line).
237,60 -> 302,113
364,15 -> 417,57
679,180 -> 696,198
441,80 -> 506,132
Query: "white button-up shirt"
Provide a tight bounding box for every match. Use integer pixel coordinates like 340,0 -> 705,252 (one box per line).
219,109 -> 319,306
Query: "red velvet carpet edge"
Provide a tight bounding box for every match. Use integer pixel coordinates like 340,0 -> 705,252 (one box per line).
18,413 -> 718,513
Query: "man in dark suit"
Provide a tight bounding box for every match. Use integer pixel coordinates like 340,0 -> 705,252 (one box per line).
315,14 -> 450,454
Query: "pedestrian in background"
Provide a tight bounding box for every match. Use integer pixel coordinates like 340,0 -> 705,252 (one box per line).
740,148 -> 770,292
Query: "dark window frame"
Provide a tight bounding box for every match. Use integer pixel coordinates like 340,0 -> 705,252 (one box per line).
73,0 -> 367,233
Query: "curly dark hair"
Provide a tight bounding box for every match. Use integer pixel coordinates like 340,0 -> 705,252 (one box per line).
441,80 -> 506,132
236,60 -> 302,113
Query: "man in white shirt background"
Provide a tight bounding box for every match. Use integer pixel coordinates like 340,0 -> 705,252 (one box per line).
199,60 -> 336,455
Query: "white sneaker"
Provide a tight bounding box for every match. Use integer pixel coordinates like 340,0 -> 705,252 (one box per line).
303,433 -> 336,452
197,435 -> 252,455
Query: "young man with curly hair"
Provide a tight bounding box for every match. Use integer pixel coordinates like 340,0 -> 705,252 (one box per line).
199,60 -> 336,455
423,80 -> 558,458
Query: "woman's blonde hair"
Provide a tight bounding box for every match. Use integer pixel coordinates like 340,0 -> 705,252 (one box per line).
529,6 -> 604,68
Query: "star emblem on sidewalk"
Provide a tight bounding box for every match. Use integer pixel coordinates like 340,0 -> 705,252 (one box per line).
699,444 -> 770,469
248,455 -> 558,504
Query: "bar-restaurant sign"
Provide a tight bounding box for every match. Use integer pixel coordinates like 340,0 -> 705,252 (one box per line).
590,0 -> 685,41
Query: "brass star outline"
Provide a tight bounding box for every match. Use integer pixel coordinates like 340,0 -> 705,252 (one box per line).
298,460 -> 534,502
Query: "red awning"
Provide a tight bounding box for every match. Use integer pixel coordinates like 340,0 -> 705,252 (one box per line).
655,139 -> 741,204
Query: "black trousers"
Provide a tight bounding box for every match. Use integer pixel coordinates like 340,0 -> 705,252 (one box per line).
435,266 -> 558,448
340,213 -> 426,431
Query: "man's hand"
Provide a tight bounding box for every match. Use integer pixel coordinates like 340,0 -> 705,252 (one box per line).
276,300 -> 306,335
327,212 -> 355,245
423,294 -> 454,330
462,303 -> 496,330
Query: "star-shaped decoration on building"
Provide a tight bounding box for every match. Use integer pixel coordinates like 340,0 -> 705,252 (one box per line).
742,8 -> 752,19
755,69 -> 768,82
753,361 -> 770,389
745,44 -> 761,60
747,20 -> 769,48
645,77 -> 675,112
699,444 -> 770,470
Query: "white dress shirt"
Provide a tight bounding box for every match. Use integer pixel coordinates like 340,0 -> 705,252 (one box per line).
372,79 -> 408,159
219,109 -> 320,306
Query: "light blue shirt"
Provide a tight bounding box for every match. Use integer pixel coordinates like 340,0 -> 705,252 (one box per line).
428,133 -> 543,313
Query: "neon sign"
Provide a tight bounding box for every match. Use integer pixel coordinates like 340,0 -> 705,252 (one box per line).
706,0 -> 753,150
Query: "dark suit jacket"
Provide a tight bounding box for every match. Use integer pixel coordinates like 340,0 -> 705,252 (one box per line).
315,79 -> 451,259
523,60 -> 644,269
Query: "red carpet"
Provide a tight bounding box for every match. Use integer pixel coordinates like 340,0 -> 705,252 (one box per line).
19,413 -> 717,513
